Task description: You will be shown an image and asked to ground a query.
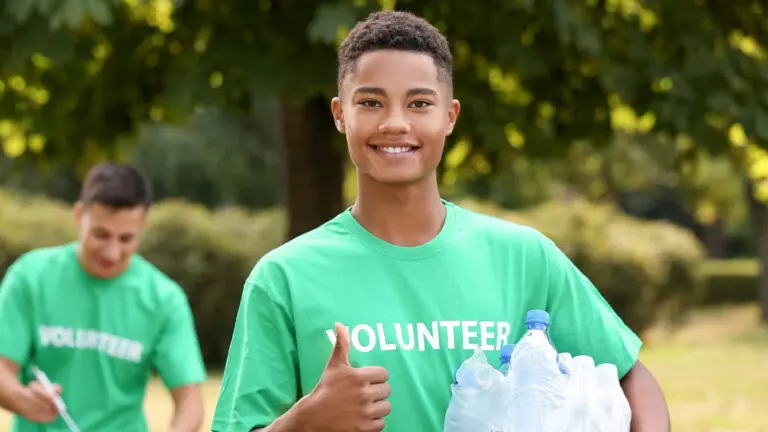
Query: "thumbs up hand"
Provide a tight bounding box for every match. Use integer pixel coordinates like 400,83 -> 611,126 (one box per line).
300,323 -> 391,431
326,322 -> 354,368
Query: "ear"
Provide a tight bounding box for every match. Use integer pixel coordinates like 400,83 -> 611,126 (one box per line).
446,99 -> 461,136
74,201 -> 84,223
331,96 -> 346,134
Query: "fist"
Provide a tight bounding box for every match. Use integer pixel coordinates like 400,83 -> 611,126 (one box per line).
18,380 -> 61,424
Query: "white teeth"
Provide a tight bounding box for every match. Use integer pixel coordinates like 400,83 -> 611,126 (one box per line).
380,146 -> 413,154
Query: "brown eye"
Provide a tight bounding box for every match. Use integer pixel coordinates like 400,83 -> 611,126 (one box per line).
410,100 -> 432,108
358,100 -> 382,108
92,229 -> 110,240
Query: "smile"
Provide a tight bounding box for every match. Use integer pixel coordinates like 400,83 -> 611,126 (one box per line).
369,145 -> 419,154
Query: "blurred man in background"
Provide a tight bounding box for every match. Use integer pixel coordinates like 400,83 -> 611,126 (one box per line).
0,162 -> 207,432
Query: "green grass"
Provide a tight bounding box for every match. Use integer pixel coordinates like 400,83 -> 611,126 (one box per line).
641,304 -> 768,431
2,304 -> 767,431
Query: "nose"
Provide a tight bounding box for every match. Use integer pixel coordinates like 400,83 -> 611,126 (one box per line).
103,243 -> 120,262
378,107 -> 410,134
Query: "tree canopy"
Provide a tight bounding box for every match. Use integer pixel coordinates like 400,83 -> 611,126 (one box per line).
2,0 -> 768,219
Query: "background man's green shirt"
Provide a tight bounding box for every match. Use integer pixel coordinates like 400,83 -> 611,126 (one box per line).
0,242 -> 207,432
212,201 -> 642,431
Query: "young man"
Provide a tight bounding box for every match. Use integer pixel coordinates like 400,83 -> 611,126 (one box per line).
0,163 -> 207,431
212,10 -> 670,432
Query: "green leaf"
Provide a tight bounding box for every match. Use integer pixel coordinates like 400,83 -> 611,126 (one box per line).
307,3 -> 359,44
4,0 -> 38,22
84,0 -> 114,26
0,21 -> 77,74
49,0 -> 86,31
37,0 -> 58,14
753,110 -> 768,142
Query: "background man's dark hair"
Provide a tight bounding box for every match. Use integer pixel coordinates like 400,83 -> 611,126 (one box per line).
79,163 -> 153,209
337,10 -> 453,90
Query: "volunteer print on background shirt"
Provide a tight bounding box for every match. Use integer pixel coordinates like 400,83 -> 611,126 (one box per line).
0,243 -> 207,432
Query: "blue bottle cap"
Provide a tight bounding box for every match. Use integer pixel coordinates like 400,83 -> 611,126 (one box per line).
500,343 -> 515,361
525,309 -> 550,327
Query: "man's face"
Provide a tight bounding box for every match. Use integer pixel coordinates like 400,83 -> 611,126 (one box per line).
332,50 -> 460,185
74,202 -> 146,279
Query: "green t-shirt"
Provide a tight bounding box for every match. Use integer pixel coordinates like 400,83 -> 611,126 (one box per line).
0,242 -> 207,432
212,201 -> 642,432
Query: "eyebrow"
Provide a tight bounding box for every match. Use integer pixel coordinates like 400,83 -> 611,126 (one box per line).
353,86 -> 439,97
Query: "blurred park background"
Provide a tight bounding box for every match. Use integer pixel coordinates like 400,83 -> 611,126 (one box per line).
2,0 -> 768,430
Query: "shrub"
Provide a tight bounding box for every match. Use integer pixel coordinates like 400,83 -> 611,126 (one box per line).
0,190 -> 706,365
138,200 -> 275,366
0,190 -> 76,273
702,259 -> 759,304
459,198 -> 706,336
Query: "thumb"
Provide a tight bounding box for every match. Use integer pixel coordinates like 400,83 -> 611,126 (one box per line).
327,322 -> 351,368
53,384 -> 62,395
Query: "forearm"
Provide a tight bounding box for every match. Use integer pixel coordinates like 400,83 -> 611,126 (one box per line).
170,410 -> 203,432
169,387 -> 204,432
260,397 -> 312,432
621,361 -> 670,432
0,357 -> 26,413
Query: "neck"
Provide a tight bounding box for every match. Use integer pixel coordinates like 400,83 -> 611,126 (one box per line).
352,171 -> 446,247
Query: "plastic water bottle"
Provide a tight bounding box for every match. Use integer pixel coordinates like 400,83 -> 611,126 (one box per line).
506,309 -> 568,431
523,310 -> 570,375
499,344 -> 515,376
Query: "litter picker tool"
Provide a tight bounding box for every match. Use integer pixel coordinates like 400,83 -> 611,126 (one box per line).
30,366 -> 81,432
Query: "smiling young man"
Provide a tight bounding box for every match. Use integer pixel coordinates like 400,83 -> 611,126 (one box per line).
212,10 -> 671,432
0,163 -> 207,432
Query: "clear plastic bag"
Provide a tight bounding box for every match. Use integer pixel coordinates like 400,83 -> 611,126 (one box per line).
556,356 -> 632,432
444,349 -> 510,432
444,310 -> 632,432
444,349 -> 631,432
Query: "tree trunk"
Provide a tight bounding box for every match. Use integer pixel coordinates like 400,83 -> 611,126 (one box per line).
703,218 -> 726,258
743,178 -> 768,323
281,96 -> 345,240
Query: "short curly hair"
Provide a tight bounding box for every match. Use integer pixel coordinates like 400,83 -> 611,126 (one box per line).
337,10 -> 453,91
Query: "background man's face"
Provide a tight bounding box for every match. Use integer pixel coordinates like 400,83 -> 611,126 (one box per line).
75,202 -> 146,279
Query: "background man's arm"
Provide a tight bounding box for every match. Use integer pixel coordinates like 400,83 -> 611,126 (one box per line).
169,384 -> 204,432
0,261 -> 36,415
621,360 -> 671,432
0,355 -> 60,423
151,287 -> 207,432
0,356 -> 25,413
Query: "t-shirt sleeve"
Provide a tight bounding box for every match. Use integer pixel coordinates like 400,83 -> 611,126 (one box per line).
0,260 -> 34,366
211,261 -> 299,432
151,287 -> 207,389
539,235 -> 643,379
